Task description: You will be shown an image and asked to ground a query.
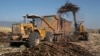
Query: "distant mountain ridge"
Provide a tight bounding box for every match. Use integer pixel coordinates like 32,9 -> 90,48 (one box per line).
0,21 -> 19,27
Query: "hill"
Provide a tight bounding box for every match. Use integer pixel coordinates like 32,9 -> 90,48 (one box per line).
0,21 -> 21,27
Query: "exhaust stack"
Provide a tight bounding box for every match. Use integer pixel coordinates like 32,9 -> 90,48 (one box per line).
23,15 -> 27,24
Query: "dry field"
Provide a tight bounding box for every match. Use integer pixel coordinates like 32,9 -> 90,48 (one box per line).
0,27 -> 11,32
0,33 -> 99,56
81,33 -> 100,56
70,33 -> 100,56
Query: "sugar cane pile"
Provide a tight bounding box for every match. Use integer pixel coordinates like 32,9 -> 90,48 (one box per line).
3,41 -> 93,56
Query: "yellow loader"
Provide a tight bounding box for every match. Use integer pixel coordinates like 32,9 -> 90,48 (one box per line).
8,14 -> 53,47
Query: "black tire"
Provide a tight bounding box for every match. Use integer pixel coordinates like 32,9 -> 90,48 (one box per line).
53,35 -> 60,41
84,32 -> 88,41
53,35 -> 57,41
28,32 -> 40,47
45,32 -> 53,42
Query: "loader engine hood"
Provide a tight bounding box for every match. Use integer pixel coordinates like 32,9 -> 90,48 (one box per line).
12,24 -> 21,34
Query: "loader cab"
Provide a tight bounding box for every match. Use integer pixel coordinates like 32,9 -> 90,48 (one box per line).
23,14 -> 42,28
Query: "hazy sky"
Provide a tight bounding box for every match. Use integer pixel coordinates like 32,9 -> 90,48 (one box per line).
0,0 -> 100,29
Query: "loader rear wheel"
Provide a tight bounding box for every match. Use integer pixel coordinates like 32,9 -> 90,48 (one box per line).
28,32 -> 40,47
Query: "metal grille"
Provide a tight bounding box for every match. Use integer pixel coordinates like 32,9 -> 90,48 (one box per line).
12,24 -> 21,34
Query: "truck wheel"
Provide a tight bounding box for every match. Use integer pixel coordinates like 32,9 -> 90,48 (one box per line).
45,32 -> 53,42
28,32 -> 40,47
53,35 -> 57,41
84,32 -> 88,41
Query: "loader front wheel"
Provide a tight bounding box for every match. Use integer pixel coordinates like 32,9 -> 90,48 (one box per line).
28,32 -> 40,47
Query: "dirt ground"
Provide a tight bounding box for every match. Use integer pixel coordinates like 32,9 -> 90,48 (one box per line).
70,33 -> 100,56
0,33 -> 99,56
81,33 -> 100,56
